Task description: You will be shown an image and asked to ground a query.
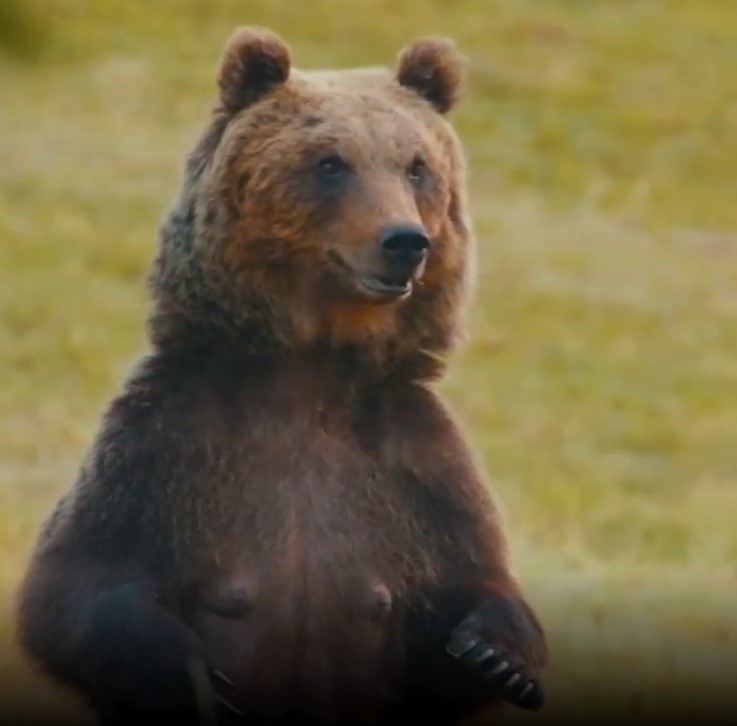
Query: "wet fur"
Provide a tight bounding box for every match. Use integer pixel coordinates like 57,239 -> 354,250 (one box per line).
14,28 -> 546,726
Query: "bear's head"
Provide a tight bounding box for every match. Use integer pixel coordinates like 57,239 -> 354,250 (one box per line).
149,27 -> 475,379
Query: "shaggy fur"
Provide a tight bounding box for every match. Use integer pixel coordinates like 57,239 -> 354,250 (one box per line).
14,27 -> 547,726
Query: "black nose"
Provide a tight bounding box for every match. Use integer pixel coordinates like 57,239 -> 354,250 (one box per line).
380,223 -> 430,272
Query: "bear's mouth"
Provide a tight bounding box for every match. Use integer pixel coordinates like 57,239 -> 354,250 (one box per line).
327,250 -> 415,303
357,273 -> 413,300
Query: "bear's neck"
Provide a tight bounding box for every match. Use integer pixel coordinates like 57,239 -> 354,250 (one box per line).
145,291 -> 447,385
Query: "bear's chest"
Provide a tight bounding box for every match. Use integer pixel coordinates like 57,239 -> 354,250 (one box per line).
182,427 -> 411,704
180,414 -> 428,595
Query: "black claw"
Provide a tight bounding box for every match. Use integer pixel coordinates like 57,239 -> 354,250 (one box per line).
210,668 -> 234,690
446,638 -> 480,658
215,694 -> 244,718
447,634 -> 542,712
504,672 -> 522,690
488,659 -> 510,677
510,680 -> 543,711
518,682 -> 535,701
468,645 -> 496,666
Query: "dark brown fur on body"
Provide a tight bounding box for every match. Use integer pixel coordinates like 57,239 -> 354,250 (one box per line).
14,27 -> 547,726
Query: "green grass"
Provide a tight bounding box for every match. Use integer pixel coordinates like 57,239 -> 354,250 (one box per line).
1,0 -> 736,723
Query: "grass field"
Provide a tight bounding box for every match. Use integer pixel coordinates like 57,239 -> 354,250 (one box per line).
1,1 -> 736,723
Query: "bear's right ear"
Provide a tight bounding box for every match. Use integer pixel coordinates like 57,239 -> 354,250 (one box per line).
217,26 -> 291,113
396,37 -> 464,114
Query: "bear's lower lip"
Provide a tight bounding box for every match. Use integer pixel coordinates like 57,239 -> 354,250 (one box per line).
358,274 -> 412,300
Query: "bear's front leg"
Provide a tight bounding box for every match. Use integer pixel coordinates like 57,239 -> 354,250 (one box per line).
446,591 -> 547,711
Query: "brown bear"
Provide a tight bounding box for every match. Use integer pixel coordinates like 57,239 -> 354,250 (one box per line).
14,26 -> 547,726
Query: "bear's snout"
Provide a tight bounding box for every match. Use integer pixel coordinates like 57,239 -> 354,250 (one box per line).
342,222 -> 429,301
379,223 -> 429,279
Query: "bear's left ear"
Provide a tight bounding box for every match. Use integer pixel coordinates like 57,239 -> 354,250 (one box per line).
396,37 -> 464,114
217,26 -> 291,113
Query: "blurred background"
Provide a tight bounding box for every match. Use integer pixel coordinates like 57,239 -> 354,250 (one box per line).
1,0 -> 736,723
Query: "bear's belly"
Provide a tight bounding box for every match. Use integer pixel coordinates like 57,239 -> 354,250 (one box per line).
181,426 -> 432,720
189,566 -> 403,721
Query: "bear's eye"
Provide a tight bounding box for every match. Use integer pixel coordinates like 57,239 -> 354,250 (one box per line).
407,156 -> 427,184
317,154 -> 349,179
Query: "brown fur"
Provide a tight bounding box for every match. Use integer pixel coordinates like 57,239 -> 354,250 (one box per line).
14,28 -> 547,726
